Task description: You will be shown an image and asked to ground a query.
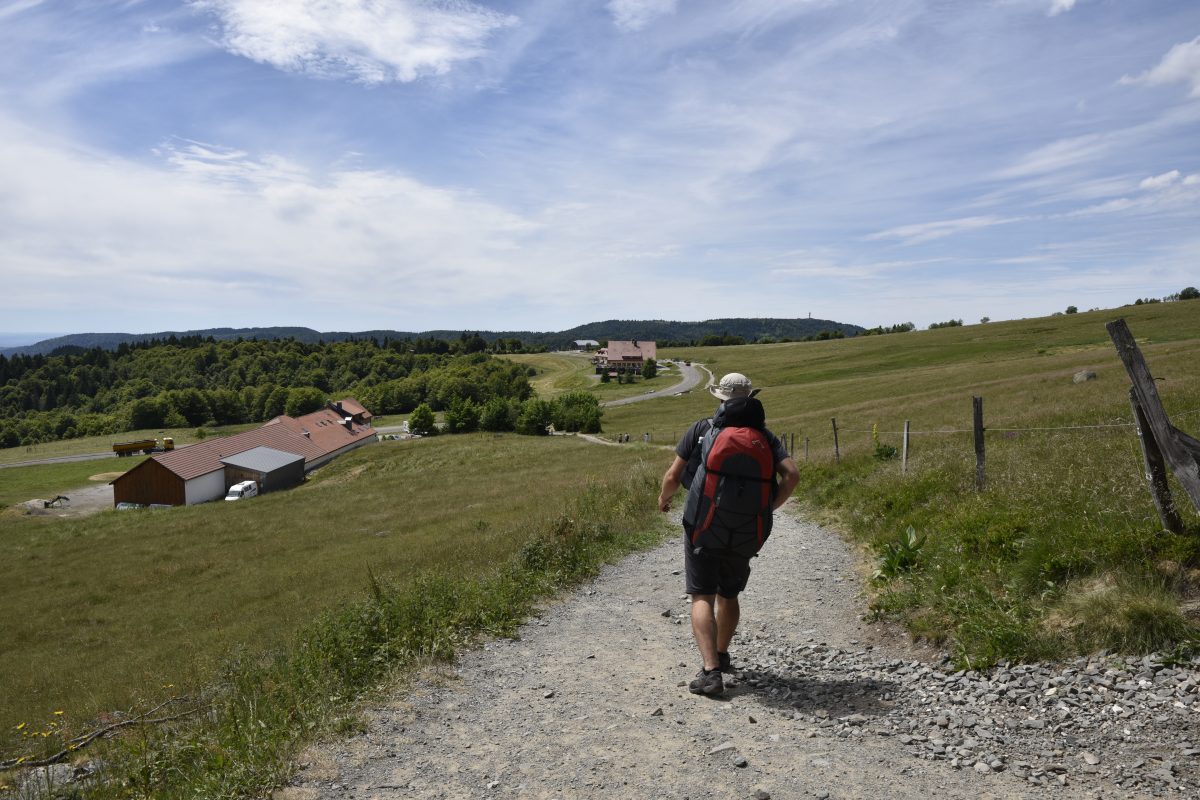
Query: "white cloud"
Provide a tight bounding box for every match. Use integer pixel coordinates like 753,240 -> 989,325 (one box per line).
996,134 -> 1109,179
1048,0 -> 1077,16
607,0 -> 678,32
866,216 -> 1022,245
193,0 -> 517,83
0,0 -> 45,22
1139,170 -> 1181,191
1121,36 -> 1200,97
0,116 -> 574,327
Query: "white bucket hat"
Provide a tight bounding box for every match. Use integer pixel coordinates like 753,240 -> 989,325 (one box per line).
708,372 -> 761,401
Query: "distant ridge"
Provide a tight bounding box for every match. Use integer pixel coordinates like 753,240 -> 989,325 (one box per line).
0,318 -> 863,358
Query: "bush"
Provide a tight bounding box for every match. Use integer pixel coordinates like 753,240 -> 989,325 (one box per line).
408,403 -> 437,436
443,398 -> 479,434
479,398 -> 516,432
516,399 -> 555,435
551,391 -> 603,434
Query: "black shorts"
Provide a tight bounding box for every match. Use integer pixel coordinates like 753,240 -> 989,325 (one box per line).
682,528 -> 752,598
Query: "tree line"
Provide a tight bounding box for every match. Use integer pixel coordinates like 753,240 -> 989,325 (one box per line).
0,336 -> 536,448
407,391 -> 603,437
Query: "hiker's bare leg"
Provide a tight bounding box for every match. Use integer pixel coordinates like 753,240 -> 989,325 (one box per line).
689,594 -> 720,671
715,595 -> 740,653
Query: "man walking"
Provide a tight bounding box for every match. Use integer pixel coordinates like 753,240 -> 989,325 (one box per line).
657,372 -> 800,696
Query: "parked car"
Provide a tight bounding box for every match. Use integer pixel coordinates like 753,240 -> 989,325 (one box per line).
225,480 -> 259,501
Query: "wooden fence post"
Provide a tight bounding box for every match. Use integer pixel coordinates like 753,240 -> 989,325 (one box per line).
1107,318 -> 1200,513
902,420 -> 910,475
1130,388 -> 1185,533
804,437 -> 810,463
831,418 -> 840,464
973,397 -> 985,492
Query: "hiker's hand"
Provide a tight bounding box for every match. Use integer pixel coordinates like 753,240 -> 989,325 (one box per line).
658,494 -> 672,512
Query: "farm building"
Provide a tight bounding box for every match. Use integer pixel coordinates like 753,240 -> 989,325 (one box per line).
220,447 -> 305,494
594,340 -> 656,370
111,399 -> 376,507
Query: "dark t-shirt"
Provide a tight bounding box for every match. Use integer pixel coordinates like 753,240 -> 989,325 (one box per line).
675,416 -> 789,490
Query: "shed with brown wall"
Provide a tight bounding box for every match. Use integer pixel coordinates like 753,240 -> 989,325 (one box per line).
111,458 -> 186,507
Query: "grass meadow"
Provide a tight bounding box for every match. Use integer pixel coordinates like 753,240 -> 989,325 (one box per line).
0,460 -> 143,508
0,434 -> 662,775
2,303 -> 1197,794
502,351 -> 680,403
603,302 -> 1200,665
0,425 -> 260,467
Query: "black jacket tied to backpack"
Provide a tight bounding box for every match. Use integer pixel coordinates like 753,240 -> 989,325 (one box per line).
682,397 -> 777,558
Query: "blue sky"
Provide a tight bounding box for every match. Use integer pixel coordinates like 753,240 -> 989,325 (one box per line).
0,0 -> 1197,336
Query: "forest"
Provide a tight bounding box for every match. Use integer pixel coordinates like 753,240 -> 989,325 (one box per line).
0,334 -> 535,448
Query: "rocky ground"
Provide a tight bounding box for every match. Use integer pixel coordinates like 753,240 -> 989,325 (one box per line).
278,506 -> 1199,800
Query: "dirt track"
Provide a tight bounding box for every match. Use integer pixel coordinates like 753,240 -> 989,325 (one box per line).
277,504 -> 1183,800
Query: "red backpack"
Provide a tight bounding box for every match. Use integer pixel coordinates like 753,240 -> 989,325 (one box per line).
682,397 -> 776,558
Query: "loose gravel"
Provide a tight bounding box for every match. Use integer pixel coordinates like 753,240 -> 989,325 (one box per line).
278,507 -> 1199,800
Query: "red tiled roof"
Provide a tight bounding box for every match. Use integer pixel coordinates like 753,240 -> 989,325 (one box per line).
266,407 -> 374,453
336,398 -> 372,420
152,407 -> 374,481
605,340 -> 657,361
150,426 -> 326,481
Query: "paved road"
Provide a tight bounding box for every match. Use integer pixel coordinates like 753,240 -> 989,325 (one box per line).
602,361 -> 711,407
0,451 -> 120,470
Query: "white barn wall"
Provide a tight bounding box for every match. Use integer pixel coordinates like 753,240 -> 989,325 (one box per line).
184,470 -> 227,505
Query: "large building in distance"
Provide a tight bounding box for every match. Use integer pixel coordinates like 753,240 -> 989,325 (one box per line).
110,399 -> 376,507
594,340 -> 656,370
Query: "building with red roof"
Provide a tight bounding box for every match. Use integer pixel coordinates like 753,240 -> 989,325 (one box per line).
111,399 -> 376,507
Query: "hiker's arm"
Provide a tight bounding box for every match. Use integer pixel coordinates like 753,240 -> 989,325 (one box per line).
658,456 -> 687,512
772,457 -> 799,511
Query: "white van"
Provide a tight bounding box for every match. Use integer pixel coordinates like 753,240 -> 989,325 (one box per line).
224,480 -> 259,501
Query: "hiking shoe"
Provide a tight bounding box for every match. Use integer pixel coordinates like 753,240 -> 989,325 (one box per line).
718,651 -> 735,674
688,668 -> 724,696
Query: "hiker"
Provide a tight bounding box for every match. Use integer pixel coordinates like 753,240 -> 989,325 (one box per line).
656,372 -> 800,696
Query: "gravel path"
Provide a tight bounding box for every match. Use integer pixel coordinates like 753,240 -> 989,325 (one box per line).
279,507 -> 1199,799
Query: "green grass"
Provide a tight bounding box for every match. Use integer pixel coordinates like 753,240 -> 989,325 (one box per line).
501,353 -> 597,397
0,459 -> 141,508
0,424 -> 259,465
501,352 -> 681,404
606,301 -> 1200,665
0,435 -> 659,753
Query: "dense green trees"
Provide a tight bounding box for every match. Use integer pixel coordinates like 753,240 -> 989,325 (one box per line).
0,336 -> 533,448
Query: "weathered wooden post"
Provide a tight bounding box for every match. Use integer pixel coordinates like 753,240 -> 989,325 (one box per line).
1129,388 -> 1184,533
804,437 -> 810,463
973,397 -> 985,491
831,418 -> 840,463
902,420 -> 911,475
1107,318 -> 1200,531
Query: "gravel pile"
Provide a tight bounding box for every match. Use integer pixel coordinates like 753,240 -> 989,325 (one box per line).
731,633 -> 1200,795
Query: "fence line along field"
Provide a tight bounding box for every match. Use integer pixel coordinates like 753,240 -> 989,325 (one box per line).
604,301 -> 1200,664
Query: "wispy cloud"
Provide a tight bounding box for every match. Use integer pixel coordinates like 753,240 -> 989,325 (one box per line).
192,0 -> 517,83
1121,36 -> 1200,97
995,134 -> 1110,179
867,216 -> 1024,245
1048,0 -> 1078,17
607,0 -> 678,32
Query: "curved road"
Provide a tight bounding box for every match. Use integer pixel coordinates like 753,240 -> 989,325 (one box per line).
602,361 -> 711,407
